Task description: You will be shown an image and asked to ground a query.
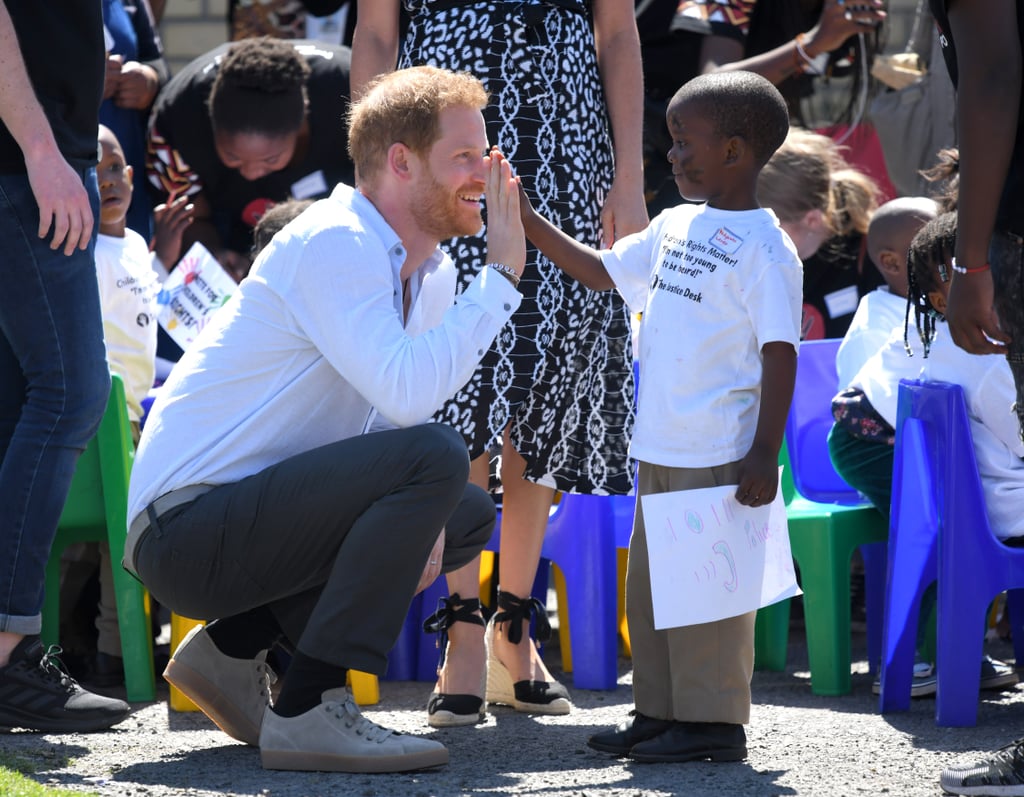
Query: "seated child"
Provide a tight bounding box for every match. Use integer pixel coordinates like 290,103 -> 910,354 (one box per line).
520,71 -> 801,762
835,196 -> 938,388
63,125 -> 162,687
829,211 -> 1021,696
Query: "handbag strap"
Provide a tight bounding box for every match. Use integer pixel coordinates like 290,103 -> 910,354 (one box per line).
905,0 -> 931,56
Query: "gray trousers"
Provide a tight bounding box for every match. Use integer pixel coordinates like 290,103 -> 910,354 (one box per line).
626,459 -> 755,725
134,423 -> 494,675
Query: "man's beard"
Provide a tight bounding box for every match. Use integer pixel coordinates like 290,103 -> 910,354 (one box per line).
410,172 -> 483,242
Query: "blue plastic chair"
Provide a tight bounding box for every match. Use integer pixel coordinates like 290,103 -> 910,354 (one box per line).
754,338 -> 889,694
883,379 -> 1024,726
489,494 -> 622,690
877,397 -> 938,713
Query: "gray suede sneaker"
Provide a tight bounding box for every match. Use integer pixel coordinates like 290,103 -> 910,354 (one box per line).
162,625 -> 275,746
259,688 -> 448,773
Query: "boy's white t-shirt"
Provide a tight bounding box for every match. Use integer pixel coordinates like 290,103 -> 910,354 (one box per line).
851,323 -> 1024,539
95,230 -> 159,423
836,287 -> 907,388
601,203 -> 803,468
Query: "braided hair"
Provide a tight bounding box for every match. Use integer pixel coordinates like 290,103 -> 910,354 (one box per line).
904,211 -> 957,358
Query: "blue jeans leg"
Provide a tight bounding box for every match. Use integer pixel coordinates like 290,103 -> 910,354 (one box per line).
0,168 -> 109,634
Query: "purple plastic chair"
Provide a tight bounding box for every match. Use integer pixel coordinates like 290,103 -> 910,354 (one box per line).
884,379 -> 1024,725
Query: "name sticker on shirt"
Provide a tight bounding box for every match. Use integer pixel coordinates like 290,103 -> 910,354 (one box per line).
292,170 -> 329,199
709,226 -> 743,256
824,285 -> 860,319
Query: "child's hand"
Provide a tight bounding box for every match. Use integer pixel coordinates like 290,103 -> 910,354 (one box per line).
151,194 -> 193,271
484,147 -> 526,281
734,443 -> 779,508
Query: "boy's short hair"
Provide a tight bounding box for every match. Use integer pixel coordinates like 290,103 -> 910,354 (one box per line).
672,71 -> 789,165
347,66 -> 488,188
252,198 -> 314,255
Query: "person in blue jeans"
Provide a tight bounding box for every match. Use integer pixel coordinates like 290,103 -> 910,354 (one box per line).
0,1 -> 130,733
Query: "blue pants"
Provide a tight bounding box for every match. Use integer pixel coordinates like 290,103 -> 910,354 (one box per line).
0,168 -> 109,635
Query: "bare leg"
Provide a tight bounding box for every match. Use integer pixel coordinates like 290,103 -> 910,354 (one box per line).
433,453 -> 489,701
0,631 -> 23,667
491,435 -> 558,683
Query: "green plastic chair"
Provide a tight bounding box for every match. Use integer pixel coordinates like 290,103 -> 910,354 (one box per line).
753,340 -> 889,695
42,374 -> 156,702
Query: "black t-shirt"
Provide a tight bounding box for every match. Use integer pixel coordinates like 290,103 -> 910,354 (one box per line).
147,40 -> 355,255
929,0 -> 1024,236
801,233 -> 885,340
0,2 -> 105,172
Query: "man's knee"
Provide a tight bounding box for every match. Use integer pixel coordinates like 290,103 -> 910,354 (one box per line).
408,423 -> 471,484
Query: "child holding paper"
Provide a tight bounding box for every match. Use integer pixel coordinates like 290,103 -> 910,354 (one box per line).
518,71 -> 802,763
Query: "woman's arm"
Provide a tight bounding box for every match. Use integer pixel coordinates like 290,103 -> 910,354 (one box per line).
944,0 -> 1019,353
350,0 -> 401,99
592,0 -> 648,246
710,0 -> 884,85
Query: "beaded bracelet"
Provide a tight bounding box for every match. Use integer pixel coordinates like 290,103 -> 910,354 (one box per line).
950,257 -> 991,276
488,261 -> 521,288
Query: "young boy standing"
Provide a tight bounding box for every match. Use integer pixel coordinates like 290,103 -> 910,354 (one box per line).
519,70 -> 801,762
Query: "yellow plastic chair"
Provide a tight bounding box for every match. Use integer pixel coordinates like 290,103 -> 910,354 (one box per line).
42,374 -> 156,702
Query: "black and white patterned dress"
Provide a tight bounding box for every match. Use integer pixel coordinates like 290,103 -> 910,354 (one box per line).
400,0 -> 635,495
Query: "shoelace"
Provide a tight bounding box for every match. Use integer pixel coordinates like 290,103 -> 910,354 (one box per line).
36,645 -> 77,692
493,591 -> 551,646
421,593 -> 483,675
326,694 -> 397,744
254,660 -> 277,703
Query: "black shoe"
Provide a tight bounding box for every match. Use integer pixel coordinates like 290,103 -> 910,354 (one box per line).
628,721 -> 747,763
588,710 -> 675,756
0,636 -> 130,733
80,651 -> 125,689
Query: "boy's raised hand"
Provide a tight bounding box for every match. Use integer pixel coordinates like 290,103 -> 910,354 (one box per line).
484,147 -> 525,281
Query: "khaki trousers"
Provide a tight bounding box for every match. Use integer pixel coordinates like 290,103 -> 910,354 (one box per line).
626,459 -> 754,724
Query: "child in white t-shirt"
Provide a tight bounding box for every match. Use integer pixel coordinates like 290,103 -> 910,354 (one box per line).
520,71 -> 802,763
836,196 -> 937,388
830,211 -> 1021,696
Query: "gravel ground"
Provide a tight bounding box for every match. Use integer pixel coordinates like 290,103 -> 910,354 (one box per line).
4,626 -> 1024,797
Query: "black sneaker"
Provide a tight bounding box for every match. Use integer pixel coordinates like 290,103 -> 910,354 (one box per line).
0,636 -> 130,732
588,710 -> 675,756
940,738 -> 1024,796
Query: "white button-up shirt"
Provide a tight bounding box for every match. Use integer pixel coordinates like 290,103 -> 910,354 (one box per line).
128,183 -> 521,524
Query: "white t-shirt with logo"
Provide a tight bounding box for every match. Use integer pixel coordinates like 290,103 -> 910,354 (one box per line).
95,231 -> 159,423
601,203 -> 803,468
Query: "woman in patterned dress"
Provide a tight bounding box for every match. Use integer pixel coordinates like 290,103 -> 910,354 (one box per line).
352,0 -> 645,725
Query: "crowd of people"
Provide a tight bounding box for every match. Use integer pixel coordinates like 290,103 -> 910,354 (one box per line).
0,0 -> 1022,793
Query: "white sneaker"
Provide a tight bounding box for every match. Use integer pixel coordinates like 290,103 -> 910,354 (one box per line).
163,625 -> 275,745
259,688 -> 448,773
